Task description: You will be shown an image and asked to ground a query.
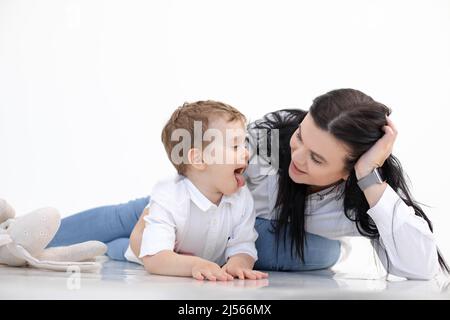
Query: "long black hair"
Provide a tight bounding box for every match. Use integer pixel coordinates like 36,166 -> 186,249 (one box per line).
249,88 -> 449,274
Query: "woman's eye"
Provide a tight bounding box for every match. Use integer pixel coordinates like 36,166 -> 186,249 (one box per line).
310,154 -> 322,165
296,128 -> 321,165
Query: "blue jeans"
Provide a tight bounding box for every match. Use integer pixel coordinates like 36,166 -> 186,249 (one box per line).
48,197 -> 341,271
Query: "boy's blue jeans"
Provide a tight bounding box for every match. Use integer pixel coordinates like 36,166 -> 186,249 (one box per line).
48,197 -> 341,271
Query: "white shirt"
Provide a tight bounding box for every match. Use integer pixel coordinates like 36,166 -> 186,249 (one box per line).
124,175 -> 258,266
244,160 -> 440,280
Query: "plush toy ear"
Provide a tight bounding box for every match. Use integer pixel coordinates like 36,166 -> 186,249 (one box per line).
0,199 -> 16,224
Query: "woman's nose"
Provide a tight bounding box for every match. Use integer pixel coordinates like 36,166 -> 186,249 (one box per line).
291,141 -> 307,166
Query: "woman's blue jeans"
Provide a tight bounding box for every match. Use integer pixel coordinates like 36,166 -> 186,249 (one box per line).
48,196 -> 341,271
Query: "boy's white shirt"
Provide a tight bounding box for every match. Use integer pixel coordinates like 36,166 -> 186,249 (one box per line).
124,175 -> 258,266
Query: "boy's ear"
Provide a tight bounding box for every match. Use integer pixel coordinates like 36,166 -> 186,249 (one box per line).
187,148 -> 207,171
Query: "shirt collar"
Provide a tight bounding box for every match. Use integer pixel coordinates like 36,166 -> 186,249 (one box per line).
183,177 -> 234,211
308,181 -> 345,201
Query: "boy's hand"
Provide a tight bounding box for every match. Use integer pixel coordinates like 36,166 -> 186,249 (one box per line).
222,254 -> 269,280
192,260 -> 234,281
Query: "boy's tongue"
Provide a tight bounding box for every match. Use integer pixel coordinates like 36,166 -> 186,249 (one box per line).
235,173 -> 245,187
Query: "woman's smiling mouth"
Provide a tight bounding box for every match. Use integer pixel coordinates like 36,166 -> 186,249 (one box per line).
289,161 -> 307,175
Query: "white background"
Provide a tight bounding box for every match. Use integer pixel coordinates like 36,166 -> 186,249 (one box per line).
1,0 -> 449,266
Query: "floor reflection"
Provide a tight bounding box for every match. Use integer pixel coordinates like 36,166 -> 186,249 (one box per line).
0,259 -> 449,299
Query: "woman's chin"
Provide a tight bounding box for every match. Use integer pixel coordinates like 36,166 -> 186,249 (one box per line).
288,167 -> 307,184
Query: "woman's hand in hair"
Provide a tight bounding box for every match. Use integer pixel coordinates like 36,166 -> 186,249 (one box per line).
355,116 -> 398,180
355,117 -> 397,207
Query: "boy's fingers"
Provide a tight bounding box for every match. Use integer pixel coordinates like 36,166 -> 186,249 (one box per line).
207,275 -> 217,281
243,270 -> 257,280
256,271 -> 269,278
221,270 -> 234,281
204,270 -> 217,281
193,271 -> 204,280
215,271 -> 228,281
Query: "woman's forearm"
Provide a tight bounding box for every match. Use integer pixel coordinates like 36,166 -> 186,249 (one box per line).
361,182 -> 388,208
355,167 -> 388,208
365,183 -> 439,279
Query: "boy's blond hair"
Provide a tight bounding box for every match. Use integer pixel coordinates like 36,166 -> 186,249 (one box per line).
161,100 -> 246,175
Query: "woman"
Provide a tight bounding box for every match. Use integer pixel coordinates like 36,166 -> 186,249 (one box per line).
49,89 -> 448,279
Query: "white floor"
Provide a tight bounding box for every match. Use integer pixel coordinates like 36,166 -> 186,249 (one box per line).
1,258 -> 449,300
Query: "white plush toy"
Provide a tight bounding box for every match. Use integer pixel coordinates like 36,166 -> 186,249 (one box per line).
0,199 -> 107,272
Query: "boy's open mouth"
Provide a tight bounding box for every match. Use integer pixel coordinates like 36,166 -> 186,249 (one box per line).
234,167 -> 246,175
234,166 -> 246,187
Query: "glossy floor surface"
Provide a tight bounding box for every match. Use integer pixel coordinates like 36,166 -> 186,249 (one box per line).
1,258 -> 449,300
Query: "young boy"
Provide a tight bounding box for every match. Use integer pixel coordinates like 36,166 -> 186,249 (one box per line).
124,101 -> 268,281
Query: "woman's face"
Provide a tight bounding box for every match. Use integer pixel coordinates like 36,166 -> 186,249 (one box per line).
289,112 -> 350,189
